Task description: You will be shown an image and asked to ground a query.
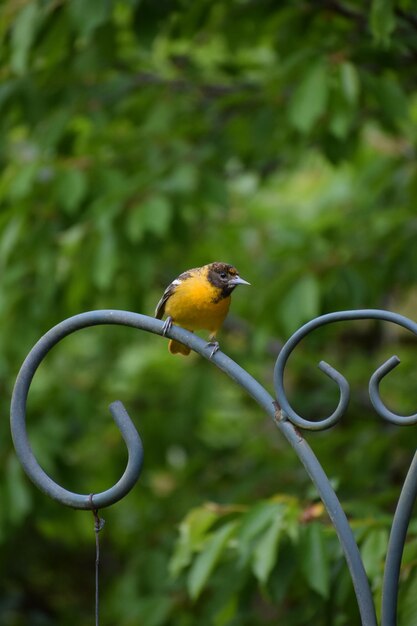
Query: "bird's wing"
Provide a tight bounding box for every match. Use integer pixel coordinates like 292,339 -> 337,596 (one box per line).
155,269 -> 194,319
155,283 -> 175,318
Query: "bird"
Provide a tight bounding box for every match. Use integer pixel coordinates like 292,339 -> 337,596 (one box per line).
155,262 -> 250,356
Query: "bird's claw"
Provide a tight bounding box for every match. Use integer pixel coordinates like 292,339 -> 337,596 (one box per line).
206,341 -> 220,359
162,316 -> 173,336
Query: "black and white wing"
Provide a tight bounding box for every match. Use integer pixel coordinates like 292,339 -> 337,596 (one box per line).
154,269 -> 192,319
155,282 -> 175,319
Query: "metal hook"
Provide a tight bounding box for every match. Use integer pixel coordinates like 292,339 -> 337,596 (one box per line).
369,355 -> 417,426
10,317 -> 144,510
275,357 -> 350,431
274,315 -> 353,430
274,309 -> 417,430
9,308 -> 229,510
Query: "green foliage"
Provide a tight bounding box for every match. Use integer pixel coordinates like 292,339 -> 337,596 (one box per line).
1,0 -> 417,624
170,498 -> 417,624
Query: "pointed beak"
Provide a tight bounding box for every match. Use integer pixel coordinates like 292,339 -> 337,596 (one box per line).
229,275 -> 251,286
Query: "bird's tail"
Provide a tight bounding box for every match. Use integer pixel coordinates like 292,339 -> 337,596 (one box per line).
168,339 -> 191,356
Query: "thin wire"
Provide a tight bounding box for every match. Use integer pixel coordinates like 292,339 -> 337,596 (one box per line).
89,494 -> 105,626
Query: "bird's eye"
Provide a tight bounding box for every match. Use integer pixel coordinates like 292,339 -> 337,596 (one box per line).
220,271 -> 227,279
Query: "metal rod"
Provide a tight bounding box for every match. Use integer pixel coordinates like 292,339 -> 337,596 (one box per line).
10,312 -> 145,509
213,350 -> 377,626
369,356 -> 417,425
381,451 -> 417,626
10,308 -> 417,625
274,308 -> 417,429
274,308 -> 417,625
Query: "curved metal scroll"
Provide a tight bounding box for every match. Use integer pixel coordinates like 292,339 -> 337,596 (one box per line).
10,315 -> 145,510
10,308 -> 417,625
274,309 -> 417,430
274,308 -> 417,626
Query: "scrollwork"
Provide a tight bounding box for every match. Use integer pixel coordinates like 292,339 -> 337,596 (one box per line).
274,309 -> 417,430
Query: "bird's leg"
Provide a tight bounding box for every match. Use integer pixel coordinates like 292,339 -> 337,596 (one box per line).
206,333 -> 220,359
162,316 -> 173,336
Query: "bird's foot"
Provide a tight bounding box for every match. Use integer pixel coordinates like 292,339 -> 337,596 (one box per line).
162,316 -> 173,336
206,340 -> 220,359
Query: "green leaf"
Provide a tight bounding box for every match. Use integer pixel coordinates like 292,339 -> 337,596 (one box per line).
5,456 -> 31,524
402,536 -> 417,568
398,569 -> 417,626
280,274 -> 320,336
238,502 -> 281,547
170,507 -> 218,577
0,81 -> 17,112
127,195 -> 171,240
0,214 -> 24,265
187,521 -> 237,600
300,523 -> 330,598
55,169 -> 88,215
330,105 -> 354,139
93,220 -> 117,289
376,77 -> 409,126
136,595 -> 172,626
340,62 -> 360,105
58,223 -> 86,258
252,508 -> 284,584
370,0 -> 395,46
160,164 -> 198,194
361,527 -> 388,581
36,109 -> 72,149
289,63 -> 329,133
11,1 -> 42,74
8,162 -> 38,201
69,0 -> 112,39
214,595 -> 238,626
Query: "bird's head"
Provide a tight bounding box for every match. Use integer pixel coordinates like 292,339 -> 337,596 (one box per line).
207,262 -> 250,293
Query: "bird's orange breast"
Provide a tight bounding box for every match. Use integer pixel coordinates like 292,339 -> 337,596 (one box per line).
164,272 -> 230,333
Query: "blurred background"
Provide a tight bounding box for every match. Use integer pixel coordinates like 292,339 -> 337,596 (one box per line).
1,1 -> 417,624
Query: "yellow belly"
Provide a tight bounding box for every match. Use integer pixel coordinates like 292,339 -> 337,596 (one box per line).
164,276 -> 230,334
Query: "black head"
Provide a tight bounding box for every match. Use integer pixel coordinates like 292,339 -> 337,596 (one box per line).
207,262 -> 250,299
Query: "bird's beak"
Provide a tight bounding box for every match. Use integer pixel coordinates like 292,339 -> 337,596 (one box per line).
229,275 -> 251,286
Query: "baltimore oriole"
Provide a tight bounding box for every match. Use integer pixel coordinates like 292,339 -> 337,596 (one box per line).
155,262 -> 250,356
